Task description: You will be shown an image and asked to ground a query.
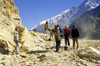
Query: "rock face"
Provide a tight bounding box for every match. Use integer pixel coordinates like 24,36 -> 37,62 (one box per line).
0,0 -> 34,52
0,0 -> 21,52
0,0 -> 19,18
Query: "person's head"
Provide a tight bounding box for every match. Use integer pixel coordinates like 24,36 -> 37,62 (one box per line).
46,21 -> 48,24
15,26 -> 18,31
73,24 -> 76,29
65,25 -> 69,28
57,24 -> 60,27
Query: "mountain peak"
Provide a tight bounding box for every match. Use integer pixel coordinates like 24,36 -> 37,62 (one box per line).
32,0 -> 100,33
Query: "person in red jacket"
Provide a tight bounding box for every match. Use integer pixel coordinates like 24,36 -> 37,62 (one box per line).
64,25 -> 71,47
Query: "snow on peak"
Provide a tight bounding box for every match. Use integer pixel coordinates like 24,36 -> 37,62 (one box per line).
32,0 -> 100,33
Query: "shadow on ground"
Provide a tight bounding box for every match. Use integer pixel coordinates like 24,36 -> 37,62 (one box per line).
0,46 -> 10,54
28,50 -> 49,54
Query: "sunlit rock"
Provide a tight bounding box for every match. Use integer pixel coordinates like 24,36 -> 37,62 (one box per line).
78,47 -> 100,59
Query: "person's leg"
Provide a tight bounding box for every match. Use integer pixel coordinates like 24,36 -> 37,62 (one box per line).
49,32 -> 52,40
73,38 -> 75,48
65,40 -> 68,45
15,42 -> 19,54
68,39 -> 70,46
76,38 -> 79,49
46,30 -> 48,37
56,41 -> 61,51
13,41 -> 19,54
65,36 -> 68,45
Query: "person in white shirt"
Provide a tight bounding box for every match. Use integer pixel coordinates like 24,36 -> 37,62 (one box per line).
13,26 -> 19,54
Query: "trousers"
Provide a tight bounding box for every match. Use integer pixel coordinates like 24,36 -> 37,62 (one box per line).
72,38 -> 79,49
65,36 -> 70,46
13,40 -> 19,54
56,41 -> 61,51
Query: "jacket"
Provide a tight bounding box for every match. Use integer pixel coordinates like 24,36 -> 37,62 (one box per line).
44,24 -> 50,31
54,29 -> 61,41
71,29 -> 79,38
64,28 -> 71,37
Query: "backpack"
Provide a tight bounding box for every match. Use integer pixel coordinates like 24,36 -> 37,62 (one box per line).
54,29 -> 61,41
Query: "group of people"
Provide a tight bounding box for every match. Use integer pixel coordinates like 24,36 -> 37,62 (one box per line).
13,21 -> 79,54
44,21 -> 79,52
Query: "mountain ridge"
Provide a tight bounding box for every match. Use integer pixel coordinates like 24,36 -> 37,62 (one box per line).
31,0 -> 100,33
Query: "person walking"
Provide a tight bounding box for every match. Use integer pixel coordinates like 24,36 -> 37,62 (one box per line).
54,25 -> 61,52
13,26 -> 20,54
44,21 -> 50,37
64,25 -> 71,48
49,28 -> 54,41
71,24 -> 79,49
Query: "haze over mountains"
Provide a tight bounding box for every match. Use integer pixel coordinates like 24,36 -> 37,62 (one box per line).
69,5 -> 100,40
31,0 -> 100,34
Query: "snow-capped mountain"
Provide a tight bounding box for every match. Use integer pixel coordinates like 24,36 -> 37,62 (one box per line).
31,0 -> 100,33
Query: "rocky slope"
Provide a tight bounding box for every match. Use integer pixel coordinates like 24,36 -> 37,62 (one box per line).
31,0 -> 100,33
69,5 -> 100,40
0,32 -> 100,66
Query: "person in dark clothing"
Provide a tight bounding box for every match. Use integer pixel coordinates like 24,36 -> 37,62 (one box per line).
64,25 -> 71,46
49,28 -> 54,41
71,24 -> 79,49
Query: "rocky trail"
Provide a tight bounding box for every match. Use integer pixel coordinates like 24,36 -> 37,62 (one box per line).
0,33 -> 100,66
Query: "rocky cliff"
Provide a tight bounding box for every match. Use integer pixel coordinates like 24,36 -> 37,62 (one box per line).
0,0 -> 36,53
0,0 -> 19,18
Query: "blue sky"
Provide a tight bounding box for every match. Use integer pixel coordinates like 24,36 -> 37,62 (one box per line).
14,0 -> 84,30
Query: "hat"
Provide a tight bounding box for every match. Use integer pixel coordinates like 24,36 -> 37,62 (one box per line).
57,24 -> 60,26
46,21 -> 48,23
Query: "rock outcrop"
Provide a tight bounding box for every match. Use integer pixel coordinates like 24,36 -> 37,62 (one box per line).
0,0 -> 35,53
0,0 -> 19,18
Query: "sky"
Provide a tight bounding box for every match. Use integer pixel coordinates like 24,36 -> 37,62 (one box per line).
13,0 -> 84,30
